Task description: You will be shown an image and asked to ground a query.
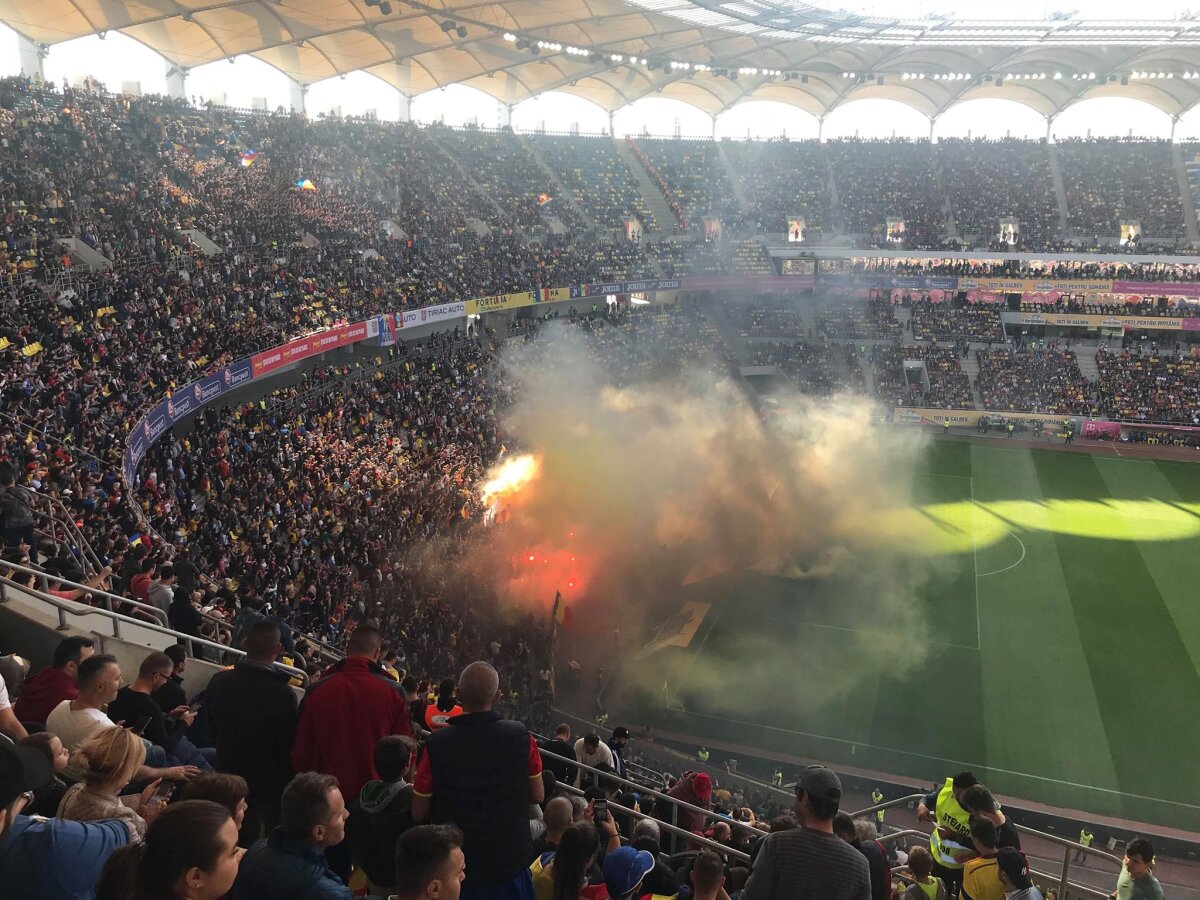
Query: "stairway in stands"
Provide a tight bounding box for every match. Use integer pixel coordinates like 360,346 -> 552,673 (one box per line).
1177,143 -> 1200,245
1046,143 -> 1072,234
614,138 -> 679,235
518,134 -> 597,231
715,140 -> 752,220
960,347 -> 985,408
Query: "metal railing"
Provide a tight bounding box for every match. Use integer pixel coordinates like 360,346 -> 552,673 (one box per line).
0,571 -> 309,688
536,745 -> 752,864
0,559 -> 168,628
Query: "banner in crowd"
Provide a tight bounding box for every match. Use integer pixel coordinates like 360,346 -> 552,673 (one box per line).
467,291 -> 536,314
1012,312 -> 1200,331
397,301 -> 467,328
376,314 -> 397,347
635,601 -> 712,660
958,278 -> 1113,293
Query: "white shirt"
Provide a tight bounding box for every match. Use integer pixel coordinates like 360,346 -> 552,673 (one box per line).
0,676 -> 10,711
45,699 -> 116,751
573,737 -> 615,786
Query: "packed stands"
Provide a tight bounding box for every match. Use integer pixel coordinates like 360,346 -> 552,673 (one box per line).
531,134 -> 658,232
910,300 -> 1005,343
730,239 -> 774,276
825,139 -> 945,246
1056,138 -> 1185,239
872,345 -> 973,408
751,341 -> 867,396
1097,347 -> 1200,424
722,139 -> 831,233
815,296 -> 902,340
976,348 -> 1094,415
736,295 -> 807,338
938,138 -> 1060,246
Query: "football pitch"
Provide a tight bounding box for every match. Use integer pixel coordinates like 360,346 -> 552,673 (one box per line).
626,437 -> 1200,831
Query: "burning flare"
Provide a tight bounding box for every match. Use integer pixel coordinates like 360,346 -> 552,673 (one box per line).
480,453 -> 541,512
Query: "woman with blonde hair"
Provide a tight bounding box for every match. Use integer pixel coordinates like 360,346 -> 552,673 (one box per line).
57,726 -> 169,841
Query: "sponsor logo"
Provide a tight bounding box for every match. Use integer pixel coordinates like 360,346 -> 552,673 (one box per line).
166,398 -> 176,419
196,379 -> 223,403
223,368 -> 233,386
193,383 -> 204,402
226,363 -> 251,387
420,308 -> 427,322
143,420 -> 152,439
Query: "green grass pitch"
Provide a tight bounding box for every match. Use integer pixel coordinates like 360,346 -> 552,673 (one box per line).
627,438 -> 1200,830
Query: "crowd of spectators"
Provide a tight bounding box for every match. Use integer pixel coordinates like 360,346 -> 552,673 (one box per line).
938,138 -> 1059,247
825,139 -> 946,247
1096,346 -> 1200,423
533,135 -> 658,233
842,255 -> 1200,283
722,139 -> 831,234
1056,138 -> 1185,239
910,299 -> 1005,343
976,348 -> 1094,415
752,341 -> 867,396
815,296 -> 902,340
872,345 -> 974,409
633,138 -> 743,233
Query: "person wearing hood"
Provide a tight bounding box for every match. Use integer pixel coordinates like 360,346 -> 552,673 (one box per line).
654,771 -> 712,852
346,735 -> 415,896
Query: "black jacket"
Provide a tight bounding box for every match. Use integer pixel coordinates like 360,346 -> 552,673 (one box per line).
346,780 -> 413,888
538,737 -> 576,785
205,659 -> 299,803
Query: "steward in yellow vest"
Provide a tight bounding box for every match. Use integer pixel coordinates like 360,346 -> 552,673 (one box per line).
917,772 -> 977,873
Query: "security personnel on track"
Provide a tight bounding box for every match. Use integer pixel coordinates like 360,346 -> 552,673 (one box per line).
773,768 -> 783,787
697,746 -> 710,763
872,788 -> 885,825
944,417 -> 951,435
917,771 -> 979,896
1074,827 -> 1094,862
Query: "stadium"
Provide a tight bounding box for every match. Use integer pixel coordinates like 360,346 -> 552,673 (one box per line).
0,0 -> 1199,897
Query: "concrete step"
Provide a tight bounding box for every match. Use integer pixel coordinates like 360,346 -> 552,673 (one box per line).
519,134 -> 596,231
58,237 -> 111,271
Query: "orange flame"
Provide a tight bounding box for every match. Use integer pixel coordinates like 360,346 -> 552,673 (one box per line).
481,453 -> 541,509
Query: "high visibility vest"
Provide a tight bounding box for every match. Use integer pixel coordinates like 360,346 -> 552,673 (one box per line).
1080,829 -> 1094,847
929,778 -> 972,869
872,790 -> 885,821
424,701 -> 463,731
698,749 -> 710,762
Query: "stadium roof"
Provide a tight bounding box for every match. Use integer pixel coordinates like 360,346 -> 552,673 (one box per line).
7,0 -> 1200,118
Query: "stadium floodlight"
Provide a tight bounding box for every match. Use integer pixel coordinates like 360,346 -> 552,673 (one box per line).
1054,71 -> 1063,79
610,54 -> 623,61
503,32 -> 517,42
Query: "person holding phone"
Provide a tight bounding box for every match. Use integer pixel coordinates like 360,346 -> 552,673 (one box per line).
57,727 -> 169,841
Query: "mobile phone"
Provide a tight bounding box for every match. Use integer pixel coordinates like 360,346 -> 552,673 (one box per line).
592,798 -> 608,825
187,702 -> 202,713
132,715 -> 153,735
153,781 -> 174,801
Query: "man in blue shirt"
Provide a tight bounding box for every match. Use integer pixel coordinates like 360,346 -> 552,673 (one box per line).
0,739 -> 134,899
234,771 -> 354,899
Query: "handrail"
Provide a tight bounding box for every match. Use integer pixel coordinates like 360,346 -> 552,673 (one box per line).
0,573 -> 310,688
542,753 -> 753,864
1,559 -> 169,627
27,493 -> 103,576
537,747 -> 722,829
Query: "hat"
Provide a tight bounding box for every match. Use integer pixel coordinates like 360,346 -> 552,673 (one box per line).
997,848 -> 1033,889
612,726 -> 631,740
602,846 -> 655,898
790,765 -> 842,803
0,740 -> 54,809
691,772 -> 712,801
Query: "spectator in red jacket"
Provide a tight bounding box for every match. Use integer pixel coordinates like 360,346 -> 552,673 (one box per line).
654,771 -> 712,853
13,637 -> 95,727
292,625 -> 412,801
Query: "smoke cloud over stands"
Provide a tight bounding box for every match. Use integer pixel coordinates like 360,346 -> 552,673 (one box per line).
462,323 -> 944,712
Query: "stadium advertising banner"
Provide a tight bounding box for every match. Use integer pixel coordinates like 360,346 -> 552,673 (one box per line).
468,291 -> 536,314
1083,421 -> 1122,439
893,407 -> 1064,428
959,278 -> 1113,293
251,320 -> 370,378
681,276 -> 808,291
397,301 -> 467,328
1113,280 -> 1200,298
820,274 -> 957,291
570,279 -> 683,299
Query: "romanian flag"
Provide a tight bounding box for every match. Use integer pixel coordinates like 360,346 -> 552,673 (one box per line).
296,178 -> 317,191
537,192 -> 553,207
552,590 -> 572,628
240,150 -> 259,167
